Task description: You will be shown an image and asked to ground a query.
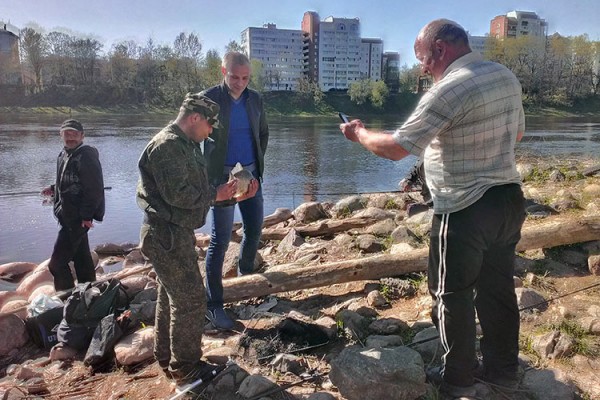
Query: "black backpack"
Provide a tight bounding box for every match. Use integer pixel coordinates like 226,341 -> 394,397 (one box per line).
56,278 -> 128,351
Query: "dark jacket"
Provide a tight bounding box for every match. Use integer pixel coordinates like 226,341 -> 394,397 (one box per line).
201,82 -> 269,185
136,123 -> 217,229
53,144 -> 105,226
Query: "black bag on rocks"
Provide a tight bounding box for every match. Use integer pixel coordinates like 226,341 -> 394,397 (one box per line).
57,279 -> 128,351
83,313 -> 124,368
25,306 -> 64,349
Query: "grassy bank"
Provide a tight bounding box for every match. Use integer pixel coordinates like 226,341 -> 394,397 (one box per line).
1,92 -> 599,118
0,104 -> 173,116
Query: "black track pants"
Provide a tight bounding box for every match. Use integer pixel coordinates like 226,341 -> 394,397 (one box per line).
428,184 -> 526,387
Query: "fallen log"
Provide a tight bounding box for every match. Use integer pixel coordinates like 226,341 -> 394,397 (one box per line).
516,214 -> 600,252
223,214 -> 600,302
223,248 -> 429,302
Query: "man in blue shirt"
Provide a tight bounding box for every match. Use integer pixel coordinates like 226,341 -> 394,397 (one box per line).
201,52 -> 269,329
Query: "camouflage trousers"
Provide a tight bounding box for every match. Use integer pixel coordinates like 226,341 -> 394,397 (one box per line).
140,217 -> 206,371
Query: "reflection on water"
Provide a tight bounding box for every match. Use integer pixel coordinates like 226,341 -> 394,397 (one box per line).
519,117 -> 600,159
0,114 -> 598,264
0,114 -> 417,263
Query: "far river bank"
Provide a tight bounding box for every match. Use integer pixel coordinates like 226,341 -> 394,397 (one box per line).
2,92 -> 600,119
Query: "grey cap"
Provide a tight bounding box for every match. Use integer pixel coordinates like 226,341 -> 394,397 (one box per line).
181,92 -> 222,128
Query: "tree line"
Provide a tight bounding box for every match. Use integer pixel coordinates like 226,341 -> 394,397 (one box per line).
10,27 -> 251,108
484,34 -> 600,106
5,25 -> 600,110
349,34 -> 599,109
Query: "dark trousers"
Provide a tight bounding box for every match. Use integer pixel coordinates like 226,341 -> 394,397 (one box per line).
428,184 -> 526,387
140,218 -> 206,371
48,223 -> 96,291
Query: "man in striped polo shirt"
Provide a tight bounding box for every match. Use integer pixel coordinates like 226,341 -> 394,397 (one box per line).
340,19 -> 526,398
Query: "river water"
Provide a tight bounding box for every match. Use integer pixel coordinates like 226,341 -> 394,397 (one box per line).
0,114 -> 598,264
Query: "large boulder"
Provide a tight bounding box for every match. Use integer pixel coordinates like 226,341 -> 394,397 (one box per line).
0,262 -> 37,283
293,202 -> 329,223
120,275 -> 153,298
114,326 -> 154,366
16,260 -> 54,298
27,284 -> 56,303
330,345 -> 426,400
0,298 -> 29,319
522,368 -> 575,400
222,241 -> 264,278
0,290 -> 23,310
0,314 -> 29,356
332,195 -> 368,218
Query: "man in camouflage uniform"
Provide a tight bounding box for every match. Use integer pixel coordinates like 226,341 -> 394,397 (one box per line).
136,93 -> 238,388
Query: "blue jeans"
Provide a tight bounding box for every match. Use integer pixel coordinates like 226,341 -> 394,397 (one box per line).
205,183 -> 263,309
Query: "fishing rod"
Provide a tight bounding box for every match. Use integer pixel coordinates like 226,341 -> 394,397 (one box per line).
408,280 -> 600,348
0,186 -> 113,197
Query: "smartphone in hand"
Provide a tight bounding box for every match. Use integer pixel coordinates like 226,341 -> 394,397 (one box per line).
338,112 -> 349,123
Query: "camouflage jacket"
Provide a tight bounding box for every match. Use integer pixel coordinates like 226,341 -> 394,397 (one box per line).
53,144 -> 105,226
201,82 -> 269,184
136,123 -> 216,229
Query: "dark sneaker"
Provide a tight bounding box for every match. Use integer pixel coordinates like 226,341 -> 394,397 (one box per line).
426,366 -> 478,398
206,307 -> 235,330
473,364 -> 521,392
157,359 -> 170,376
170,361 -> 224,395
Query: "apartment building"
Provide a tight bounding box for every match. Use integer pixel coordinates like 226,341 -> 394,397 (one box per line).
242,11 -> 386,92
0,21 -> 21,85
468,35 -> 488,55
360,38 -> 383,82
490,11 -> 547,39
382,51 -> 400,92
301,11 -> 320,84
241,23 -> 304,91
315,16 -> 362,91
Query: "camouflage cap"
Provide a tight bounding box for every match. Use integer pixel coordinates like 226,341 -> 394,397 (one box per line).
182,92 -> 222,128
60,119 -> 84,133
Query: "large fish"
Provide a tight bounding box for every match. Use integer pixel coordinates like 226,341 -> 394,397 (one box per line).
229,163 -> 254,198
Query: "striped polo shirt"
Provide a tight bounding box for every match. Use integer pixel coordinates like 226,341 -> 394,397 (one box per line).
393,52 -> 524,214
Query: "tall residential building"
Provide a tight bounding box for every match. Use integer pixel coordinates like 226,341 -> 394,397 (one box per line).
360,38 -> 383,81
382,51 -> 400,92
241,23 -> 304,91
301,11 -> 320,84
316,16 -> 362,91
0,21 -> 21,85
490,11 -> 547,39
243,11 -> 386,92
468,35 -> 488,55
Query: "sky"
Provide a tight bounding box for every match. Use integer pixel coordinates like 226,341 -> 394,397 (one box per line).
1,0 -> 599,66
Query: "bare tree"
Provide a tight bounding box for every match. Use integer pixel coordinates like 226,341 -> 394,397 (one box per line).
107,41 -> 140,100
45,31 -> 74,85
173,32 -> 203,90
70,38 -> 102,84
19,27 -> 47,92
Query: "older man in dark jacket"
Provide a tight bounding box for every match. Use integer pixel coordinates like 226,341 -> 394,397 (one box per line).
42,119 -> 105,291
